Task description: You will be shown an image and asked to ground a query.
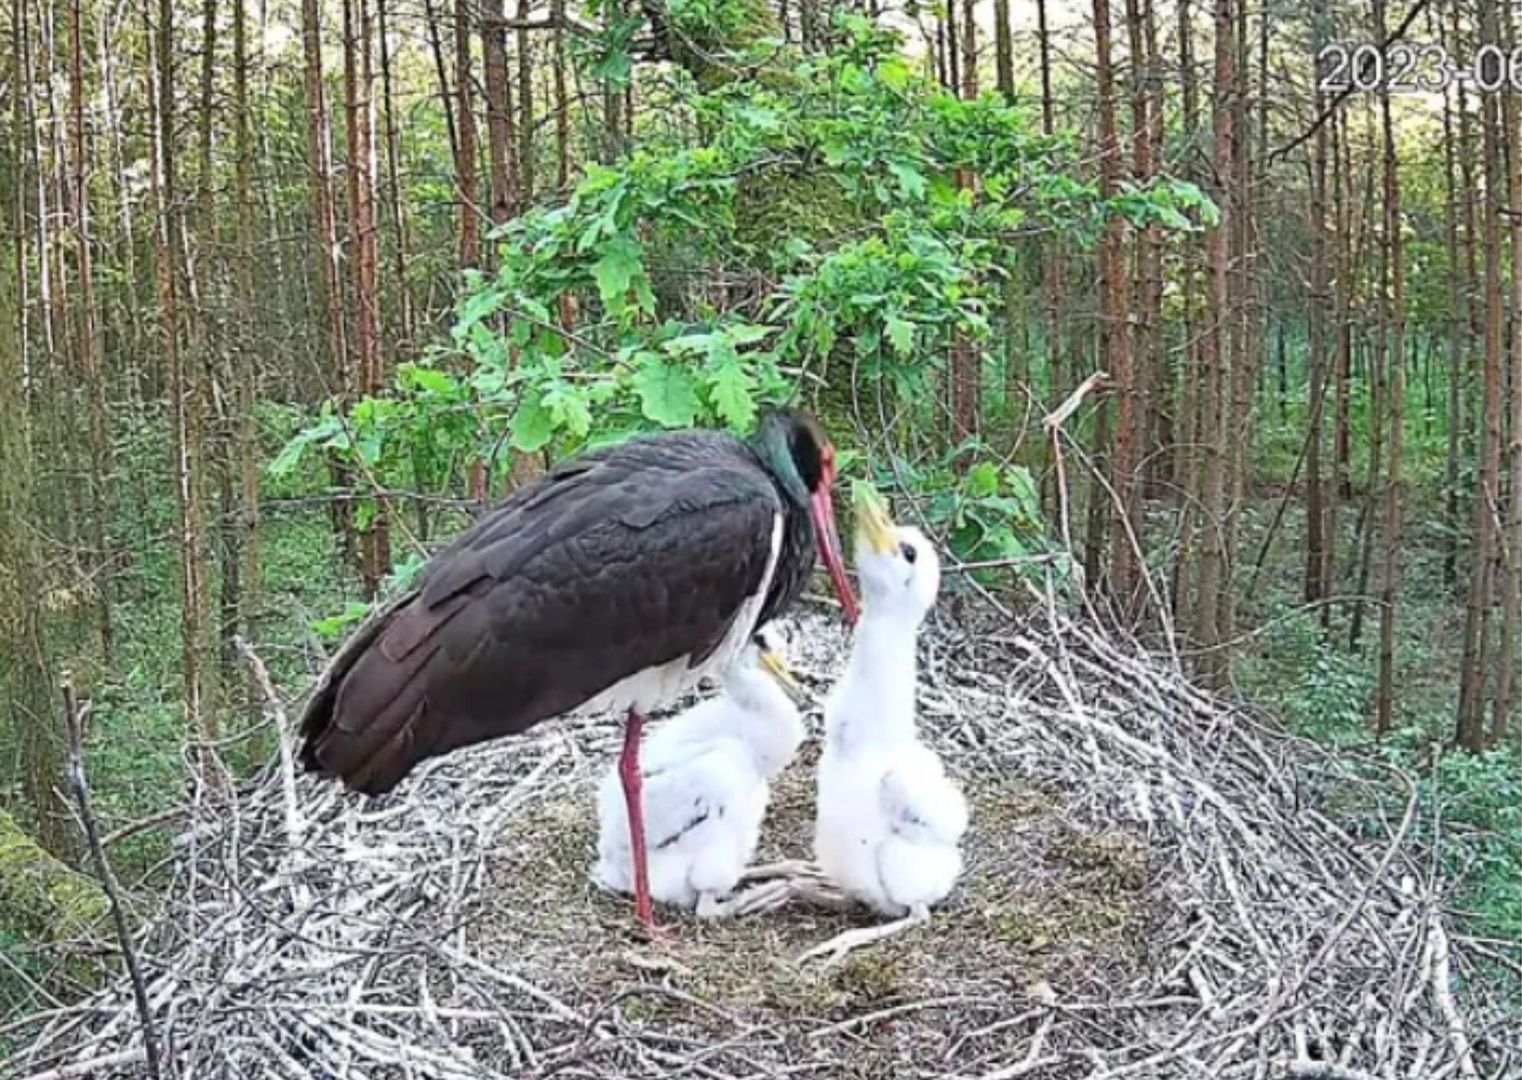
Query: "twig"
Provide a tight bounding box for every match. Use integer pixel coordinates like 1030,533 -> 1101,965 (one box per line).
1042,370 -> 1109,435
233,636 -> 306,848
1287,1062 -> 1380,1080
1042,371 -> 1107,602
1426,910 -> 1480,1080
101,806 -> 189,848
60,677 -> 163,1080
17,1047 -> 148,1080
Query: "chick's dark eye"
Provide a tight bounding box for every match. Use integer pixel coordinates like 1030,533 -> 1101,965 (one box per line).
900,541 -> 918,564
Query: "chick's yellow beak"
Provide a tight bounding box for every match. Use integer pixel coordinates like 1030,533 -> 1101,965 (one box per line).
757,648 -> 808,706
852,481 -> 898,556
757,651 -> 809,711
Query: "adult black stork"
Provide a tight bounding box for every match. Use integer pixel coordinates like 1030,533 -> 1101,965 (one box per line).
298,407 -> 858,932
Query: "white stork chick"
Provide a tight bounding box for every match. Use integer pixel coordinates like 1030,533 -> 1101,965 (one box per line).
805,484 -> 968,963
593,630 -> 806,917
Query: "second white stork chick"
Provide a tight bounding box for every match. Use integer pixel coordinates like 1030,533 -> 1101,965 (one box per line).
594,631 -> 806,917
806,484 -> 968,962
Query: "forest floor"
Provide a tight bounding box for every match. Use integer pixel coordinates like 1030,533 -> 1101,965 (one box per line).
7,602 -> 1511,1079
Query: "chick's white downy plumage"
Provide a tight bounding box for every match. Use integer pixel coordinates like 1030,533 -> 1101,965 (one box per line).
594,631 -> 805,916
807,489 -> 967,961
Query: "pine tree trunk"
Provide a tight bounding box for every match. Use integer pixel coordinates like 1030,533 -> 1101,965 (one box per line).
300,0 -> 350,382
455,0 -> 480,267
1095,0 -> 1137,603
1139,0 -> 1166,498
344,0 -> 389,597
1172,0 -> 1200,618
553,0 -> 569,190
423,0 -> 458,164
1374,9 -> 1405,737
602,0 -> 623,163
1221,0 -> 1257,650
1305,0 -> 1329,612
1195,0 -> 1234,682
1350,103 -> 1387,655
1328,111 -> 1355,632
482,0 -> 519,229
1441,64 -> 1463,590
198,0 -> 244,679
149,0 -> 219,747
948,0 -> 978,448
516,0 -> 535,203
1037,0 -> 1065,517
66,0 -> 114,663
1492,3 -> 1522,743
376,0 -> 415,350
992,0 -> 1013,103
303,0 -> 357,573
1457,11 -> 1504,753
232,0 -> 261,641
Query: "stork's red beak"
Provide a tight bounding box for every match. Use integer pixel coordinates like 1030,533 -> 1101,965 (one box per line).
811,486 -> 860,626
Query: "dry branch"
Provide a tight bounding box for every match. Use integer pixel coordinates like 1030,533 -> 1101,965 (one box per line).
59,678 -> 162,1080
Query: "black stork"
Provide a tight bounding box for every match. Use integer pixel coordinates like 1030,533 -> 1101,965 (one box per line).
298,407 -> 859,933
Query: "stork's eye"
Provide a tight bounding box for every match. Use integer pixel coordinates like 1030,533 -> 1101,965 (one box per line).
900,541 -> 918,564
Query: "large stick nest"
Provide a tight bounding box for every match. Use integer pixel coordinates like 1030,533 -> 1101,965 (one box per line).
7,598 -> 1515,1079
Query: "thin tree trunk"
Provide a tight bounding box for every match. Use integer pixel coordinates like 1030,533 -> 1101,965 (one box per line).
1492,0 -> 1522,743
1328,110 -> 1355,632
1374,3 -> 1405,737
948,0 -> 978,447
1441,64 -> 1463,589
1455,4 -> 1479,357
302,0 -> 351,390
232,0 -> 261,640
1139,0 -> 1166,499
516,0 -> 535,203
992,0 -> 1012,103
1095,0 -> 1138,603
455,0 -> 480,267
67,0 -> 115,663
148,0 -> 219,746
302,0 -> 357,576
482,0 -> 519,228
1173,0 -> 1201,618
423,0 -> 458,164
1306,0 -> 1329,610
959,0 -> 975,102
1222,0 -> 1258,650
344,0 -> 389,596
553,0 -> 569,190
945,0 -> 959,95
1195,0 -> 1234,683
601,0 -> 623,163
198,0 -> 244,676
1037,0 -> 1065,517
1457,5 -> 1505,752
377,0 -> 415,350
1350,102 -> 1387,655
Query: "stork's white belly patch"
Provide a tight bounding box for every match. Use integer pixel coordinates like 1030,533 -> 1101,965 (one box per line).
580,512 -> 784,718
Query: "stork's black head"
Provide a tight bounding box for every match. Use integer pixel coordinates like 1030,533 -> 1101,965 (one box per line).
752,408 -> 833,502
751,408 -> 859,625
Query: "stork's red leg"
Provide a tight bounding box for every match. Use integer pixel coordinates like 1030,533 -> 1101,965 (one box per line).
618,708 -> 658,934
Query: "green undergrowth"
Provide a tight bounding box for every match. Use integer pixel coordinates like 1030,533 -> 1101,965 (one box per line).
1235,502 -> 1520,948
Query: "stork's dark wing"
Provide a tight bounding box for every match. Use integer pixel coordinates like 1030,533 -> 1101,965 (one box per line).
299,433 -> 784,794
